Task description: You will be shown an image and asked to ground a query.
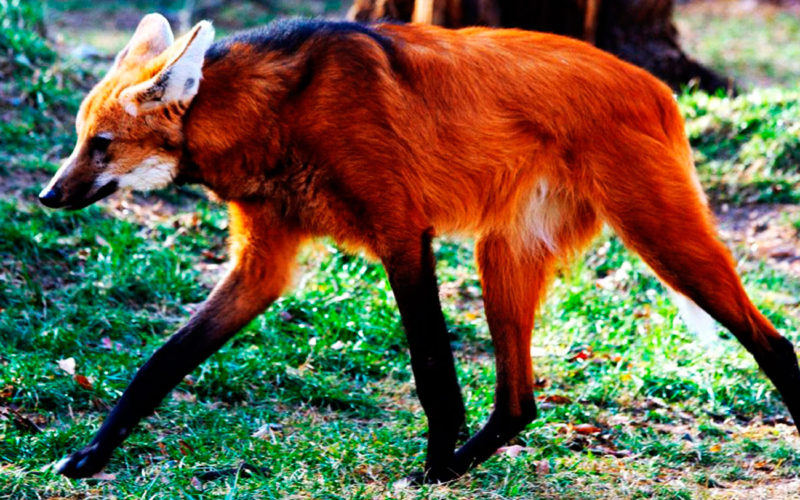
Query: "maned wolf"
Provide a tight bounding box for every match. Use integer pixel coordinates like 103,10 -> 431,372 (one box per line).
40,14 -> 800,483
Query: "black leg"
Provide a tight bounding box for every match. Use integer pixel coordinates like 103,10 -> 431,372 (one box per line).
382,230 -> 466,482
437,236 -> 550,479
55,227 -> 302,478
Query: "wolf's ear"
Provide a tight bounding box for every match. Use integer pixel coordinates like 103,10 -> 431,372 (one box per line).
114,13 -> 174,69
119,20 -> 214,116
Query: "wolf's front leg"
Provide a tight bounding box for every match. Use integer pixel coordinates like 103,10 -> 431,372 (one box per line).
56,222 -> 303,478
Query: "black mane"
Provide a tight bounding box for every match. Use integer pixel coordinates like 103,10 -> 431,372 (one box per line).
204,18 -> 395,64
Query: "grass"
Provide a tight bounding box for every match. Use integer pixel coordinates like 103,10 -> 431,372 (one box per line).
6,194 -> 800,499
676,2 -> 800,89
2,1 -> 800,498
680,88 -> 800,205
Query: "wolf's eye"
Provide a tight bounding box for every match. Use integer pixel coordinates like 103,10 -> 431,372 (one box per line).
88,135 -> 112,153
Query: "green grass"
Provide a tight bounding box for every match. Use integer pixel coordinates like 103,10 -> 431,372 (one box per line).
680,89 -> 800,205
3,196 -> 799,498
3,2 -> 800,498
676,3 -> 800,89
0,0 -> 93,176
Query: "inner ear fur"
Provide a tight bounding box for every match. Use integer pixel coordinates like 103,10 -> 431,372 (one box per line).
119,20 -> 215,116
114,13 -> 174,70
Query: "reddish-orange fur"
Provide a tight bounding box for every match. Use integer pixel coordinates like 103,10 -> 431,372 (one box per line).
44,18 -> 800,482
190,24 -> 777,348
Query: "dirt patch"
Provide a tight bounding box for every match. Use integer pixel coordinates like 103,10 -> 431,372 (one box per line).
702,477 -> 800,499
0,169 -> 50,202
101,187 -> 207,227
715,204 -> 800,279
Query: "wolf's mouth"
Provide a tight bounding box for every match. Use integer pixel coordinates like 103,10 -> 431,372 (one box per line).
63,180 -> 119,211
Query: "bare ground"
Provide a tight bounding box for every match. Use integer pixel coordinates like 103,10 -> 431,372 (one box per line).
716,204 -> 800,280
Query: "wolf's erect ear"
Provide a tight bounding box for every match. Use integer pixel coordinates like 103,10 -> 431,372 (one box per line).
114,13 -> 175,70
118,19 -> 215,116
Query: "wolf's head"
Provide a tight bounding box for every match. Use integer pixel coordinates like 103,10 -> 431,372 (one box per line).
39,14 -> 214,209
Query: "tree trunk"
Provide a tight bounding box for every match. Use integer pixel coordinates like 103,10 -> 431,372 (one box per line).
348,0 -> 735,94
595,0 -> 733,93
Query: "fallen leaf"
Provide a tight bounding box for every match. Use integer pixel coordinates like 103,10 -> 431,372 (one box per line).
252,422 -> 283,440
201,250 -> 226,263
57,358 -> 76,375
90,471 -> 116,480
1,406 -> 44,433
190,476 -> 203,489
568,347 -> 593,362
172,391 -> 196,403
178,439 -> 194,455
536,460 -> 551,475
496,445 -> 527,458
753,460 -> 773,471
73,374 -> 93,390
542,394 -> 572,405
99,337 -> 124,352
392,477 -> 414,489
573,424 -> 602,435
353,463 -> 376,478
769,246 -> 794,259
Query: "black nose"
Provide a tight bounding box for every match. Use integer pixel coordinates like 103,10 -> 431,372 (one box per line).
38,186 -> 63,208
